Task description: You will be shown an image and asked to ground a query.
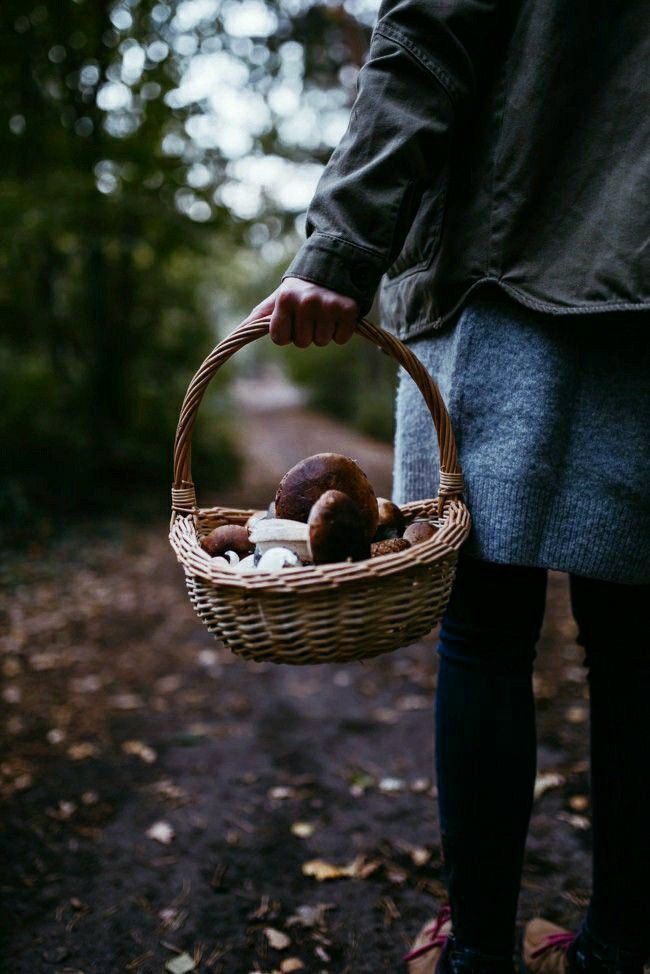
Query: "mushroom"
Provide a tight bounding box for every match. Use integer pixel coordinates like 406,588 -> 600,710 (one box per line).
274,453 -> 379,540
403,520 -> 438,545
234,553 -> 258,572
371,537 -> 411,557
307,490 -> 370,564
201,524 -> 253,559
245,510 -> 268,532
248,517 -> 311,562
257,546 -> 302,571
373,498 -> 406,541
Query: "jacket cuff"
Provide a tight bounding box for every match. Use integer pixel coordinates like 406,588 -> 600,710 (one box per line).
281,231 -> 385,318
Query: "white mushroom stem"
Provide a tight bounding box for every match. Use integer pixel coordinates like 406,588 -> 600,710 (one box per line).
248,517 -> 312,561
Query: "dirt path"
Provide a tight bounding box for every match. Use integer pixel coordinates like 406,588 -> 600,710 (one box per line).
1,399 -> 594,974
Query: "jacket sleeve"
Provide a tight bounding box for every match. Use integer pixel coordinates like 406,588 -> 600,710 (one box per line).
280,0 -> 504,317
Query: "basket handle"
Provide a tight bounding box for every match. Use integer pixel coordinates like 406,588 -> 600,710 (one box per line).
172,314 -> 464,515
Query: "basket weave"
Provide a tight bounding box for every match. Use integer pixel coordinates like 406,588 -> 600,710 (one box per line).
169,314 -> 471,665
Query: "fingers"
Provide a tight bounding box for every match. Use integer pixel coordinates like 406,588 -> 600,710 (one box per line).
269,278 -> 359,347
333,312 -> 357,345
293,293 -> 320,348
269,289 -> 294,345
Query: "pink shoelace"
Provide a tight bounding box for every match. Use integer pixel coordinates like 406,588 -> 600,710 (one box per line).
530,931 -> 577,960
404,904 -> 453,964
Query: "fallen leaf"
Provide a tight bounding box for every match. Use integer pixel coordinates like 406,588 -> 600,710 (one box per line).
569,795 -> 589,812
286,903 -> 335,928
557,811 -> 590,831
378,777 -> 405,793
280,960 -> 304,972
67,742 -> 99,760
534,771 -> 565,800
410,847 -> 431,867
386,865 -> 408,885
122,740 -> 157,764
264,928 -> 291,950
146,821 -> 175,845
302,856 -> 377,881
290,821 -> 315,838
410,778 -> 431,793
565,706 -> 588,724
268,786 -> 295,800
165,953 -> 195,974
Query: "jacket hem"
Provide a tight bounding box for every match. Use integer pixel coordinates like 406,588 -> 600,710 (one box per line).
382,275 -> 650,341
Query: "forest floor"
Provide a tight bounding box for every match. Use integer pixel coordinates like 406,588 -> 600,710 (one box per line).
1,384 -> 595,974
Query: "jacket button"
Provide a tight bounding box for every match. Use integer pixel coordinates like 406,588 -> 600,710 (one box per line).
348,259 -> 376,290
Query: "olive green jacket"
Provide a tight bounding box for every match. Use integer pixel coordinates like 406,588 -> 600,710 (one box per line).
281,0 -> 650,340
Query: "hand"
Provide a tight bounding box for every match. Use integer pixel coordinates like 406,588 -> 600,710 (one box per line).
244,278 -> 359,347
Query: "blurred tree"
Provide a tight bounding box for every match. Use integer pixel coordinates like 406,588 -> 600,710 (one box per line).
0,0 -> 393,536
0,0 -> 244,534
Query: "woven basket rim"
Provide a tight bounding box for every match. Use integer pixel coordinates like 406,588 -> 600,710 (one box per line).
170,496 -> 471,592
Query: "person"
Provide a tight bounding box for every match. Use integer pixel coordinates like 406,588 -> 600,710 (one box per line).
243,1 -> 650,972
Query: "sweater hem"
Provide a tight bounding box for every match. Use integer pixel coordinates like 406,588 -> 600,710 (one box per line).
393,471 -> 649,585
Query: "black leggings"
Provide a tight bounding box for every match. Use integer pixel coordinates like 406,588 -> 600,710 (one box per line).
435,556 -> 650,966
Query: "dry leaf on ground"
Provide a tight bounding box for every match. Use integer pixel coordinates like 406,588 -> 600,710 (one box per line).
286,903 -> 335,928
280,959 -> 304,972
302,856 -> 379,881
122,740 -> 157,763
146,820 -> 175,845
264,927 -> 291,950
165,953 -> 195,974
534,771 -> 565,800
290,821 -> 315,838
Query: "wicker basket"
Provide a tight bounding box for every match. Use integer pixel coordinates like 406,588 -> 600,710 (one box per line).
169,313 -> 471,665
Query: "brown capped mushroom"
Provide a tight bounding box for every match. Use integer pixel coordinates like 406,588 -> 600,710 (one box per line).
403,520 -> 438,545
275,453 -> 378,540
371,537 -> 411,557
307,490 -> 371,564
201,524 -> 253,559
373,497 -> 405,541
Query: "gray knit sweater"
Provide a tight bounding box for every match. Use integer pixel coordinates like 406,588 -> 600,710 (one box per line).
392,287 -> 650,584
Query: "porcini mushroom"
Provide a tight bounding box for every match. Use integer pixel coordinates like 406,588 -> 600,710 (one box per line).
274,453 -> 379,540
257,547 -> 302,571
248,517 -> 311,561
403,520 -> 438,545
307,490 -> 370,564
245,510 -> 268,532
371,537 -> 411,557
201,524 -> 253,559
374,498 -> 406,541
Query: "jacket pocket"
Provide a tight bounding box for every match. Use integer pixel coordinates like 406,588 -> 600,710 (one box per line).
383,170 -> 448,283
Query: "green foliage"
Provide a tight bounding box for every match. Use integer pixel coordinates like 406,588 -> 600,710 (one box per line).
0,0 -> 244,537
0,0 -> 384,539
